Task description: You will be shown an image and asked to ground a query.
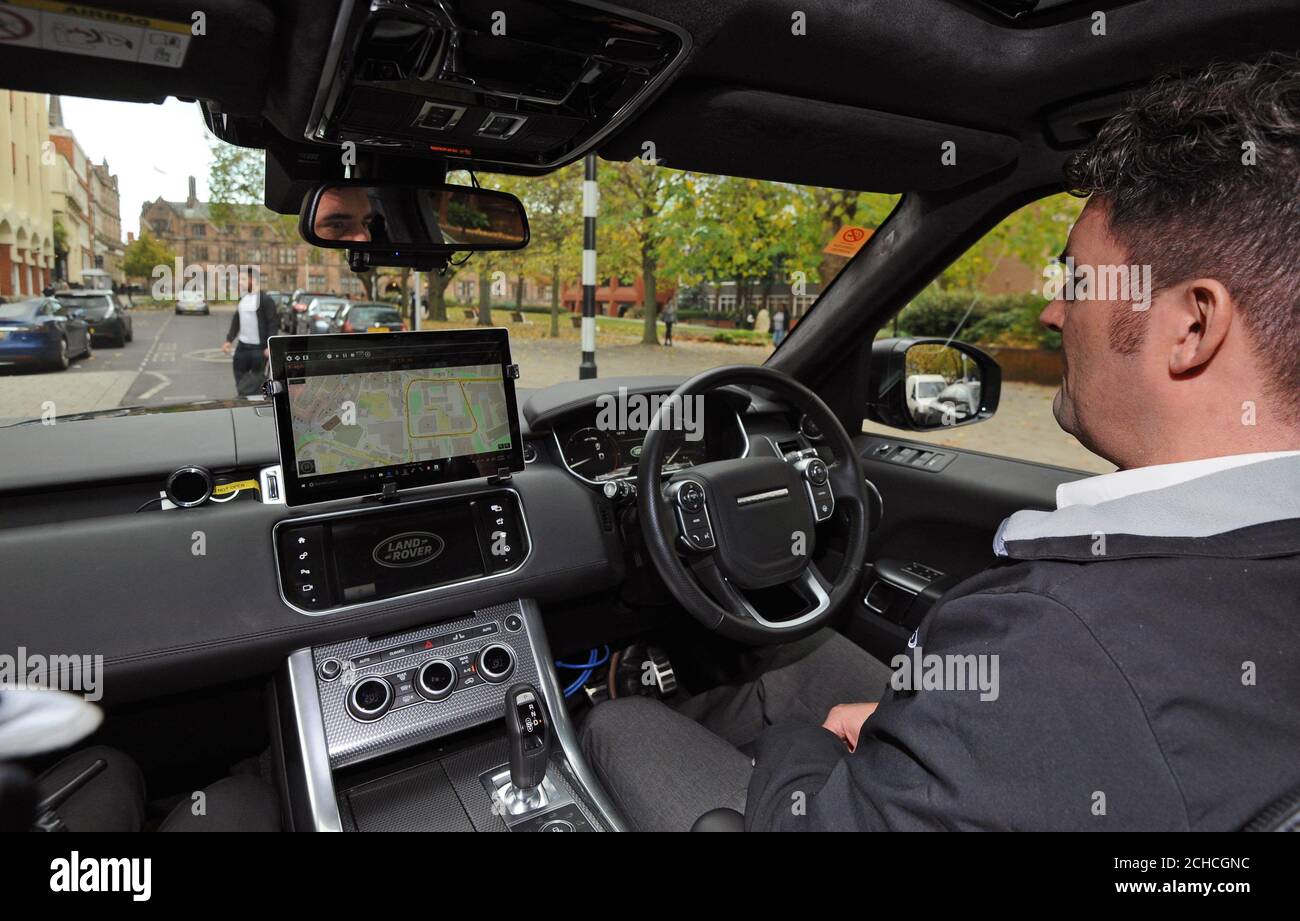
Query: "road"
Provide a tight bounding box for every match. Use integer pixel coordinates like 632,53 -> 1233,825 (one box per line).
118,307 -> 239,406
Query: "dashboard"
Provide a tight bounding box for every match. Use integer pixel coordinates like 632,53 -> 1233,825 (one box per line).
0,375 -> 797,705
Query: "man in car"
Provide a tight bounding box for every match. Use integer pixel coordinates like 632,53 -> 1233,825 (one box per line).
313,186 -> 376,243
582,53 -> 1300,831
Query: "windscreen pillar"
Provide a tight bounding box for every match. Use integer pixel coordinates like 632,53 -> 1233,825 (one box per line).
579,153 -> 598,380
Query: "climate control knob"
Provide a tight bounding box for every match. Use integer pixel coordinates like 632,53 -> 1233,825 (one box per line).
416,659 -> 457,701
477,643 -> 516,684
347,676 -> 393,722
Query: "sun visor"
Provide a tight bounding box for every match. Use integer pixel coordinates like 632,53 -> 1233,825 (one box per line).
600,81 -> 1020,192
0,0 -> 274,114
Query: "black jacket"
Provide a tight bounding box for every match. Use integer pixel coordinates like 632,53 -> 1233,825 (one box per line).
747,454 -> 1300,831
225,292 -> 278,347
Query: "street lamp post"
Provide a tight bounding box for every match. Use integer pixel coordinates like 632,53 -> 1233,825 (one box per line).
579,153 -> 598,379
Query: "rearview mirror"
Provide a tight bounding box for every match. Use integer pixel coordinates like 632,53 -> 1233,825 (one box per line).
865,338 -> 1001,431
299,182 -> 529,254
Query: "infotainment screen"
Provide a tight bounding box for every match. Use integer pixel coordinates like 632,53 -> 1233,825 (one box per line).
267,328 -> 523,506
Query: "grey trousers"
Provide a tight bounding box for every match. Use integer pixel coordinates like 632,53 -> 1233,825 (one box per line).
580,629 -> 892,832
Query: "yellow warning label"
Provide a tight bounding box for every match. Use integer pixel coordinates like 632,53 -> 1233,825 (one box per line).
0,0 -> 192,67
213,479 -> 260,497
12,0 -> 190,33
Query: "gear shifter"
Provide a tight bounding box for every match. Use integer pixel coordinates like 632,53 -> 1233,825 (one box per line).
505,683 -> 550,789
497,683 -> 552,814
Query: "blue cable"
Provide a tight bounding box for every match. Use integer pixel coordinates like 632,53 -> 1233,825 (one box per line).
563,669 -> 592,697
556,646 -> 610,670
558,646 -> 610,697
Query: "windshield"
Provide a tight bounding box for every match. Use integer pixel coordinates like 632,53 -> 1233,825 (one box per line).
350,306 -> 402,323
0,90 -> 897,425
55,294 -> 113,318
0,301 -> 39,320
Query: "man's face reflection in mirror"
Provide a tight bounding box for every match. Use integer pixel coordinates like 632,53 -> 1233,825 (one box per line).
314,187 -> 375,242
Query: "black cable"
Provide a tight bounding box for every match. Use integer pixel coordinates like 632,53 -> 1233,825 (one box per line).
135,496 -> 163,512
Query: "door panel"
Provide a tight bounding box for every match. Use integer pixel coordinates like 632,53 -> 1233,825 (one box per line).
843,432 -> 1090,662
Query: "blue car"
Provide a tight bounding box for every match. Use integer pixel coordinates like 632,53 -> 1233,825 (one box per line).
0,297 -> 93,371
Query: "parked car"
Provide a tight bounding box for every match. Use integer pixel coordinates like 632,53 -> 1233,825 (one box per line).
330,302 -> 407,333
287,289 -> 335,332
905,373 -> 949,424
0,296 -> 93,370
175,290 -> 209,316
53,290 -> 133,347
304,296 -> 349,334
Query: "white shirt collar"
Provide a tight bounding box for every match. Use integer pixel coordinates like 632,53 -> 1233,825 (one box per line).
1055,451 -> 1300,509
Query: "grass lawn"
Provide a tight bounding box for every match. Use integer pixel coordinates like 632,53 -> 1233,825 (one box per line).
434,306 -> 773,347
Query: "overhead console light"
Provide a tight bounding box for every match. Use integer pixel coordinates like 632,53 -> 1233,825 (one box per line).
304,0 -> 690,172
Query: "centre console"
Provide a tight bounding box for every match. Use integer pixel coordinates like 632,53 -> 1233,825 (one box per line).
274,599 -> 624,832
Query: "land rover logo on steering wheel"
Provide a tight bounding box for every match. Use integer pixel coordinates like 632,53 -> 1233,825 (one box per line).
373,531 -> 445,568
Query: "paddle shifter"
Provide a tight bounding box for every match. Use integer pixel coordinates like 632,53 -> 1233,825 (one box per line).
498,683 -> 552,813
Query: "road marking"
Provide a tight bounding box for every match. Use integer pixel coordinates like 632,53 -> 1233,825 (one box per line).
138,371 -> 171,400
185,348 -> 233,363
139,312 -> 174,371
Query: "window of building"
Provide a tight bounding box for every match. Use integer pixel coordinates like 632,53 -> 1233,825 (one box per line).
192,224 -> 206,237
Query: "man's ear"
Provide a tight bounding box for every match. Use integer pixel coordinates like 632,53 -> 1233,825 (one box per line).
1166,278 -> 1234,376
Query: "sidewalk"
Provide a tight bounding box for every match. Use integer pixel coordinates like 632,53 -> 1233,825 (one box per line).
0,370 -> 139,425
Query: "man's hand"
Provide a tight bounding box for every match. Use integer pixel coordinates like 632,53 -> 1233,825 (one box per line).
221,341 -> 233,355
822,702 -> 878,752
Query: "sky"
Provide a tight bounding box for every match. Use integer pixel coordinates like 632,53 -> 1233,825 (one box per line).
58,95 -> 216,238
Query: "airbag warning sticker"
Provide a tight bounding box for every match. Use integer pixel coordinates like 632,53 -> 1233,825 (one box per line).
0,1 -> 191,68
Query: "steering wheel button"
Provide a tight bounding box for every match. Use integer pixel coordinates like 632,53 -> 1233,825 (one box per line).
677,482 -> 704,512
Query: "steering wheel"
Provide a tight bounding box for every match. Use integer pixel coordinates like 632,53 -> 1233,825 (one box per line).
637,365 -> 870,644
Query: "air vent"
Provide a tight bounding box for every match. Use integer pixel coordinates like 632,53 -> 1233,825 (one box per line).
522,442 -> 538,463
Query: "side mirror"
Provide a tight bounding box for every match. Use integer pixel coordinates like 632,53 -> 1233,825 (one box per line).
299,181 -> 529,255
865,338 -> 1001,431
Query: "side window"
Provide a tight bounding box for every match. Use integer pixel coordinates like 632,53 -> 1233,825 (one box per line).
865,195 -> 1114,474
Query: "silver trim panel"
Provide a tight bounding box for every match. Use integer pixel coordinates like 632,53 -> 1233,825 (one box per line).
736,487 -> 789,506
286,649 -> 343,832
733,569 -> 831,631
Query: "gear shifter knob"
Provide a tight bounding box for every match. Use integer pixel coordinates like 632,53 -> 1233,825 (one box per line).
504,683 -> 550,791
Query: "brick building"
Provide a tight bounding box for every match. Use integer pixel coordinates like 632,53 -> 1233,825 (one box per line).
139,176 -> 365,299
46,96 -> 94,286
89,158 -> 124,283
0,91 -> 55,298
560,276 -> 676,316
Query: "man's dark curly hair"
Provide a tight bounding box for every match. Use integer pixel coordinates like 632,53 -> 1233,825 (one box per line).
1065,52 -> 1299,404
